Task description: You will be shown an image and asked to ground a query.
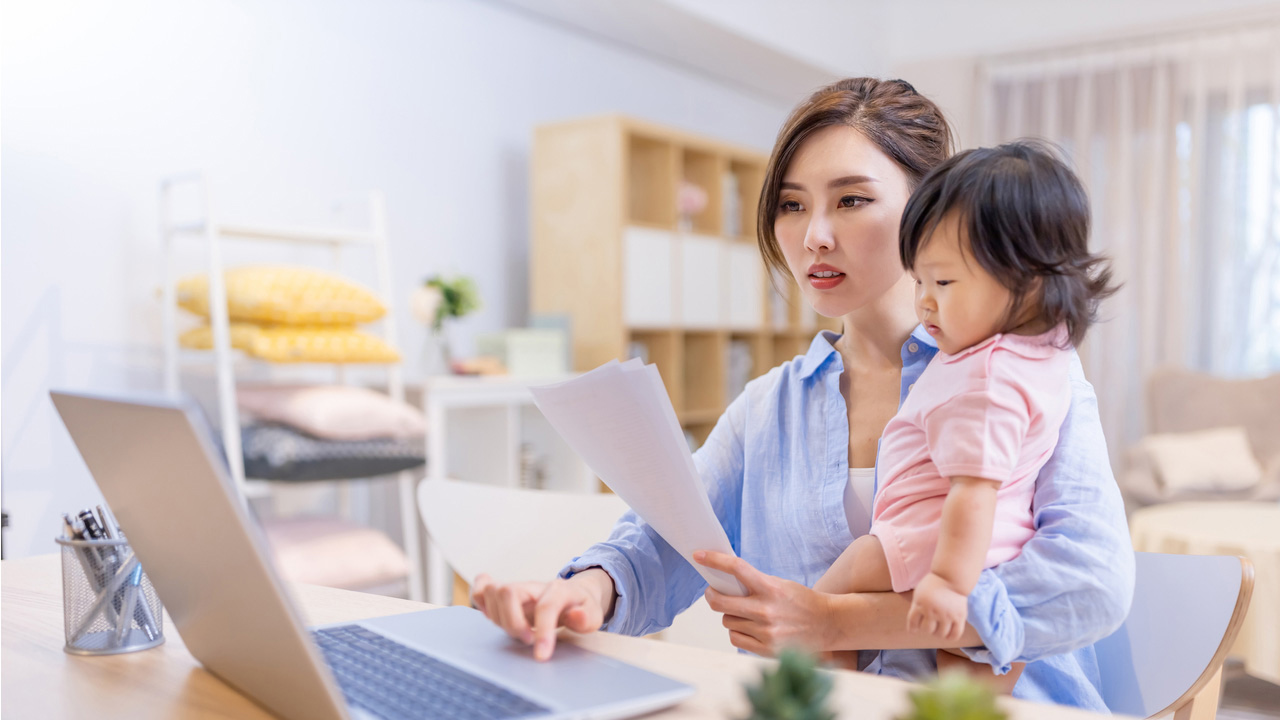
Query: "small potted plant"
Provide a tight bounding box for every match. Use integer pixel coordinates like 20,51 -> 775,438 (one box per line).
741,649 -> 836,720
410,275 -> 480,375
895,671 -> 1008,720
741,652 -> 1008,720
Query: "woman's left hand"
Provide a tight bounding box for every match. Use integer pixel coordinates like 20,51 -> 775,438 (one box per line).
694,550 -> 835,656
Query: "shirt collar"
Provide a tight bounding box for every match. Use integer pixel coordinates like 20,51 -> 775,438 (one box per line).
936,324 -> 1068,364
798,325 -> 938,380
798,330 -> 842,379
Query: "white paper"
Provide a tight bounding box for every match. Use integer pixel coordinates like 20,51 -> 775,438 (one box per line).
530,362 -> 747,596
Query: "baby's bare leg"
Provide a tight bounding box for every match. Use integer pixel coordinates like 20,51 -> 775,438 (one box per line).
814,534 -> 894,595
937,649 -> 1025,695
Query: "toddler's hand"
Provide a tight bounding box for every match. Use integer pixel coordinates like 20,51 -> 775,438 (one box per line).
906,572 -> 969,643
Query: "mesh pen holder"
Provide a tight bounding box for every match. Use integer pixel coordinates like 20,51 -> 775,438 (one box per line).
56,536 -> 164,655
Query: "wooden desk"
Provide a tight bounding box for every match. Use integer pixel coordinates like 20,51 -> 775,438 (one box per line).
2,555 -> 1121,719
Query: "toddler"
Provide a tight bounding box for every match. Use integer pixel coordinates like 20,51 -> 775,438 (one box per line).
814,141 -> 1116,690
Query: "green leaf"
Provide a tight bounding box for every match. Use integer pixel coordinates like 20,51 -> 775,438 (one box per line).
896,671 -> 1008,720
423,274 -> 481,328
741,650 -> 836,720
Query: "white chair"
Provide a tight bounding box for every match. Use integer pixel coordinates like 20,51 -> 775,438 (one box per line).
416,477 -> 735,652
1096,552 -> 1254,720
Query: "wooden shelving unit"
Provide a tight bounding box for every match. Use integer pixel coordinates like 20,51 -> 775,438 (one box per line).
531,115 -> 839,448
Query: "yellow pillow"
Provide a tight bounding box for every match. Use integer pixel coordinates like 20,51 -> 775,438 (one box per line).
249,326 -> 400,364
179,323 -> 262,352
177,266 -> 386,325
179,323 -> 401,364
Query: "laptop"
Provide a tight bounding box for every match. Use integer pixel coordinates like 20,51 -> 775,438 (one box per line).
50,390 -> 694,720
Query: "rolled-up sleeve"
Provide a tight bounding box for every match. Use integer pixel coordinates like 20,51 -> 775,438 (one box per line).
961,353 -> 1135,672
558,388 -> 748,637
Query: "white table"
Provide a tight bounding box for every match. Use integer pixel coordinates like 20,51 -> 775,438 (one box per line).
421,374 -> 593,605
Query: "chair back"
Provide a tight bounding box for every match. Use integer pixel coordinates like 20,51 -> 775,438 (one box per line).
1095,551 -> 1253,718
417,478 -> 628,585
416,477 -> 737,652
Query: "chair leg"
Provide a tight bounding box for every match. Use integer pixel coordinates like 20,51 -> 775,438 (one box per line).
1172,666 -> 1223,720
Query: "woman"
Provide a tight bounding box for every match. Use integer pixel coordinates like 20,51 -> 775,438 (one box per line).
473,78 -> 1134,710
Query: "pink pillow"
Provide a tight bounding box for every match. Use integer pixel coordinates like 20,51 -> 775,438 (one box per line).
237,384 -> 426,441
263,516 -> 409,590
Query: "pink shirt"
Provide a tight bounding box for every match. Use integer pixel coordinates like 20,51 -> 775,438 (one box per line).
870,326 -> 1071,593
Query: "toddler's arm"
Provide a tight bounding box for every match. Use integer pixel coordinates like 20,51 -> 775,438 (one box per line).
907,475 -> 1000,641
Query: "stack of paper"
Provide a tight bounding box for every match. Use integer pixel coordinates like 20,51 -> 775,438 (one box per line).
529,360 -> 747,596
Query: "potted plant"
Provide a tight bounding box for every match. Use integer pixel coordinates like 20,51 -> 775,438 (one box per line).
410,274 -> 480,375
741,650 -> 836,720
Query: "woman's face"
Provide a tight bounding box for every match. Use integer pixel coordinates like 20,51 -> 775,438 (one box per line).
774,125 -> 914,319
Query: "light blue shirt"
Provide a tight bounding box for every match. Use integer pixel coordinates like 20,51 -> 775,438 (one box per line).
561,327 -> 1135,711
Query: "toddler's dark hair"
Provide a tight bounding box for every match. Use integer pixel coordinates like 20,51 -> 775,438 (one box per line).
899,140 -> 1117,347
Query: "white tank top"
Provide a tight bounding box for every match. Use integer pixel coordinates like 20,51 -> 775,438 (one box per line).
844,467 -> 876,536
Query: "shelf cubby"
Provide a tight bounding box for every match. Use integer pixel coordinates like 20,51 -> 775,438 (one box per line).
684,420 -> 718,451
772,332 -> 807,368
682,331 -> 727,419
727,159 -> 765,242
628,135 -> 677,228
681,148 -> 723,236
727,332 -> 764,404
628,328 -> 683,415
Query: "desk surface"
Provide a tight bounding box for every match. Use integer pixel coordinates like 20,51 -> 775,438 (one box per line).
2,554 -> 1118,719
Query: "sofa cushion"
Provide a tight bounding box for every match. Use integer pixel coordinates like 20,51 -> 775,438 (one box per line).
1140,426 -> 1263,493
1148,368 -> 1280,467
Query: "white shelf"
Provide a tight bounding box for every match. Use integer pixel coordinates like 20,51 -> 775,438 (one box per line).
160,174 -> 424,602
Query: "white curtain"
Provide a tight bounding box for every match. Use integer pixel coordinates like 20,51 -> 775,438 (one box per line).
977,21 -> 1280,468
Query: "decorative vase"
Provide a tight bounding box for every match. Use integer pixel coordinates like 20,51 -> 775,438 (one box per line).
421,326 -> 452,377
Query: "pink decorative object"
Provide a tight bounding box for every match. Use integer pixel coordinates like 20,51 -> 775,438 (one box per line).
677,180 -> 709,218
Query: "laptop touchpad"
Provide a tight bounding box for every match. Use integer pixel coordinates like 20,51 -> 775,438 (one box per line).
360,606 -> 687,712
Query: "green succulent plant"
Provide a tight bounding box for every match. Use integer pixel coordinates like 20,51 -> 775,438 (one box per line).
742,649 -> 836,720
895,671 -> 1008,720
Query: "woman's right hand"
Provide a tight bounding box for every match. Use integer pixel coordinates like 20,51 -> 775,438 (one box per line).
471,568 -> 615,661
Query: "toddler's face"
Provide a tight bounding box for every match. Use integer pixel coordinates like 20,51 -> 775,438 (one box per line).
911,213 -> 1014,355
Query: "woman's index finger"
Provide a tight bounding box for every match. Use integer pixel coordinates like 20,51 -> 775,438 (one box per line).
694,550 -> 766,591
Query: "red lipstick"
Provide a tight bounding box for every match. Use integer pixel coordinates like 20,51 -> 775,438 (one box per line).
806,263 -> 845,290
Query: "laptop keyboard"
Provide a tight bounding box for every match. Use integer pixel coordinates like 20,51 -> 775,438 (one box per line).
313,625 -> 551,720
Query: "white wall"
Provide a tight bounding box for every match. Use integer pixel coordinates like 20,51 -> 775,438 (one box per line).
0,0 -> 791,558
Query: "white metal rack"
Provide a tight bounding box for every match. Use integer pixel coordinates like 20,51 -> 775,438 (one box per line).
159,174 -> 424,601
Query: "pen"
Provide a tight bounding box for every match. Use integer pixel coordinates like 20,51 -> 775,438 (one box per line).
68,555 -> 139,645
96,506 -> 115,538
65,507 -> 120,625
63,514 -> 120,627
93,506 -> 158,640
78,508 -> 120,608
113,564 -> 143,647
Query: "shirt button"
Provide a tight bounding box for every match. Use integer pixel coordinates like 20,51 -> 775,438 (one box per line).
908,383 -> 915,392
908,343 -> 919,353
